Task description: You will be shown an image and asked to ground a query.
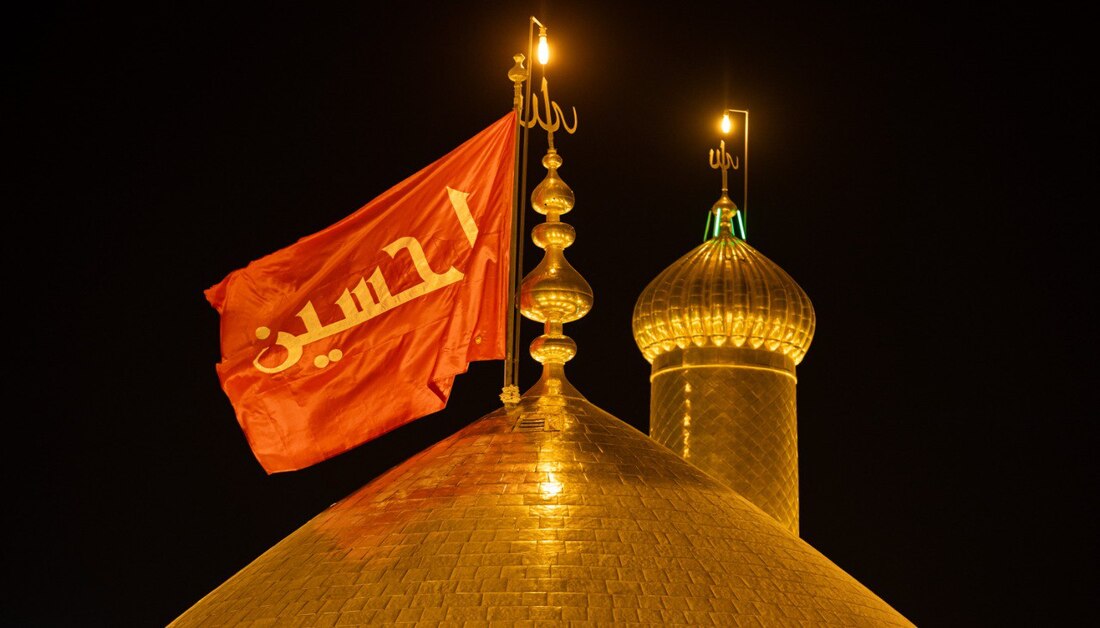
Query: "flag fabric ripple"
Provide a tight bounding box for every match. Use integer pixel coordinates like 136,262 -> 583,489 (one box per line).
205,112 -> 516,473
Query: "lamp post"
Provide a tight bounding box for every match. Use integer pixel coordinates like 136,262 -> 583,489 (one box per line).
722,108 -> 749,239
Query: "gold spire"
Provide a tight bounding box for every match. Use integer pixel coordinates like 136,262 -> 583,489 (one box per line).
708,135 -> 740,229
517,48 -> 588,403
707,109 -> 749,239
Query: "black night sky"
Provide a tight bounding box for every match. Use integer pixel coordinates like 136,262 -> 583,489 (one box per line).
13,2 -> 1093,625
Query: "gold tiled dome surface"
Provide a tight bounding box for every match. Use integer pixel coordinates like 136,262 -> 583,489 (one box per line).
172,386 -> 910,626
632,233 -> 815,364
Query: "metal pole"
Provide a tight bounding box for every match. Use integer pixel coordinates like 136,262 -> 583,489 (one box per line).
513,18 -> 541,389
503,53 -> 526,402
724,108 -> 749,238
742,109 -> 748,237
502,17 -> 542,404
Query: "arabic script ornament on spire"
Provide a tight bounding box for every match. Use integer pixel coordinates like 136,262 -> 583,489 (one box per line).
706,110 -> 749,239
708,138 -> 741,238
522,26 -> 577,151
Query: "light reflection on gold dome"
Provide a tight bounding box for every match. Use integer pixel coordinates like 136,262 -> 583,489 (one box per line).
171,381 -> 912,626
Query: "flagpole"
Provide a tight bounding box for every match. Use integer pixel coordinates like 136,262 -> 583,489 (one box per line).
514,17 -> 541,395
503,50 -> 527,406
501,17 -> 543,406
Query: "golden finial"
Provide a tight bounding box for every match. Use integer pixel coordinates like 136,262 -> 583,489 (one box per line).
526,77 -> 578,150
521,26 -> 577,151
708,109 -> 749,239
709,140 -> 740,198
507,54 -> 527,110
709,137 -> 740,228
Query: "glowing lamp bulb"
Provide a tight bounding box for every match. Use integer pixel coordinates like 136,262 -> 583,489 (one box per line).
721,112 -> 732,134
537,34 -> 549,65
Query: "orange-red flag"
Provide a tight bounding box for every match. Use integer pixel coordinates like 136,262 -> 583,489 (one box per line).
205,112 -> 516,473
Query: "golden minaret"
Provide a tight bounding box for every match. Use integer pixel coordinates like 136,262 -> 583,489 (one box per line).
633,118 -> 815,535
172,45 -> 910,626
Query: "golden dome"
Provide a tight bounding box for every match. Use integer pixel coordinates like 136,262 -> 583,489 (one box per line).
632,229 -> 816,365
171,384 -> 911,626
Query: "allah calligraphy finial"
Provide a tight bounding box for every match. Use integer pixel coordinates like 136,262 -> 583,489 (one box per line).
521,25 -> 577,150
705,110 -> 748,240
709,138 -> 740,197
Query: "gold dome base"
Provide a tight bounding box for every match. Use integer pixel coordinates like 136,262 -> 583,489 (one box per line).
172,387 -> 910,626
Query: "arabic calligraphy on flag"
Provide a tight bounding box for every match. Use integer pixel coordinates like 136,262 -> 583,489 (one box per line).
205,112 -> 516,473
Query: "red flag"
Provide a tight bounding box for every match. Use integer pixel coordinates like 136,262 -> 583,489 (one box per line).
205,112 -> 516,473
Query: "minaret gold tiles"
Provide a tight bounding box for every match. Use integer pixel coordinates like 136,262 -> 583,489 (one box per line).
633,119 -> 815,534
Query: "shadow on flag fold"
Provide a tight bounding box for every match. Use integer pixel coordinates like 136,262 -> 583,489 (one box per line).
205,112 -> 517,473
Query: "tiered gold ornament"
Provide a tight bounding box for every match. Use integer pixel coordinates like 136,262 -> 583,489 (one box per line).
632,129 -> 816,535
172,47 -> 910,627
518,149 -> 590,396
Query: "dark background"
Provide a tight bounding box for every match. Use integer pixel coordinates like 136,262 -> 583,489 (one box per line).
12,1 -> 1094,625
